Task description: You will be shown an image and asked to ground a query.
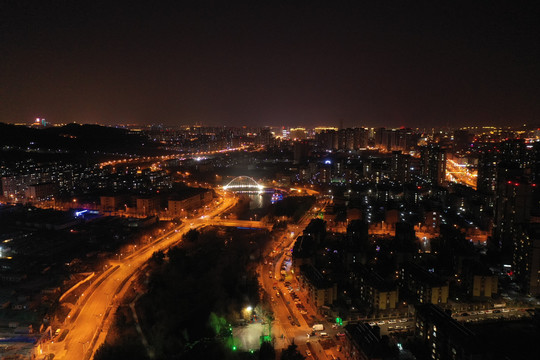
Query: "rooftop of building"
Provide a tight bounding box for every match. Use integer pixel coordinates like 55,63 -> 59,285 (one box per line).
416,304 -> 480,353
357,265 -> 397,292
467,319 -> 540,360
402,262 -> 447,287
168,187 -> 211,201
292,235 -> 316,259
344,323 -> 397,359
300,263 -> 333,289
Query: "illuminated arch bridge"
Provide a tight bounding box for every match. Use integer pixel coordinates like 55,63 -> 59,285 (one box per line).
223,176 -> 265,193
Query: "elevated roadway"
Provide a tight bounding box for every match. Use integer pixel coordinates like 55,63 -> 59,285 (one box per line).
209,218 -> 272,229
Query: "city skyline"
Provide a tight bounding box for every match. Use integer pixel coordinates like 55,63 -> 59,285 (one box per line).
2,2 -> 540,128
0,119 -> 539,359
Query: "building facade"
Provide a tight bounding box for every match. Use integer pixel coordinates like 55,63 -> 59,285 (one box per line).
400,263 -> 449,305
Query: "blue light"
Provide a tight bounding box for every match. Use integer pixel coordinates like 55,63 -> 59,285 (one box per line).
75,210 -> 88,217
271,192 -> 283,204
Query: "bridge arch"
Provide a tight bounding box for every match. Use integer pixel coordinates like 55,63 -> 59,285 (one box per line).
223,176 -> 264,193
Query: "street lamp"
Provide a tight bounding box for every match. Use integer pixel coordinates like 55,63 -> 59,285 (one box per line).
242,305 -> 253,321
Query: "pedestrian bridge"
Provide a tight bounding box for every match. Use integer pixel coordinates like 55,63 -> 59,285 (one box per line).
223,176 -> 265,193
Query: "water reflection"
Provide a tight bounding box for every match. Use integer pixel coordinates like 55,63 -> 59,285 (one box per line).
247,193 -> 271,209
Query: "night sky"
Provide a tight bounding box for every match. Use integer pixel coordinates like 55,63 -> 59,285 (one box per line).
1,1 -> 540,128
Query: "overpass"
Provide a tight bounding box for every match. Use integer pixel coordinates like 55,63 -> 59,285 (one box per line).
209,218 -> 272,230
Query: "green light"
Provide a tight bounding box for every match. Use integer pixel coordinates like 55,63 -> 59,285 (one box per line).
250,349 -> 254,353
232,346 -> 237,351
336,317 -> 343,326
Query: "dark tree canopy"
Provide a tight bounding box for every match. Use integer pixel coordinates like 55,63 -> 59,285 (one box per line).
280,343 -> 305,360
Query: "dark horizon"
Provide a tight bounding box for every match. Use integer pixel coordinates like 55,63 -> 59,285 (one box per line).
2,2 -> 540,128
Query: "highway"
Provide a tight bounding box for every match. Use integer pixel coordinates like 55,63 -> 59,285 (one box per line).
37,192 -> 238,360
446,158 -> 477,189
99,146 -> 247,168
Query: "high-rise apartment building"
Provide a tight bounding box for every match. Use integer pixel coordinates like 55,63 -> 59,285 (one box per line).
512,224 -> 540,296
390,151 -> 411,183
452,129 -> 473,151
415,304 -> 483,360
477,146 -> 499,195
293,140 -> 311,164
493,176 -> 533,258
421,144 -> 446,187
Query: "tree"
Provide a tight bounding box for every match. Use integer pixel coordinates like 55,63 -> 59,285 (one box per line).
259,341 -> 275,360
184,229 -> 200,242
113,311 -> 127,330
150,249 -> 164,265
94,340 -> 149,360
280,342 -> 305,360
